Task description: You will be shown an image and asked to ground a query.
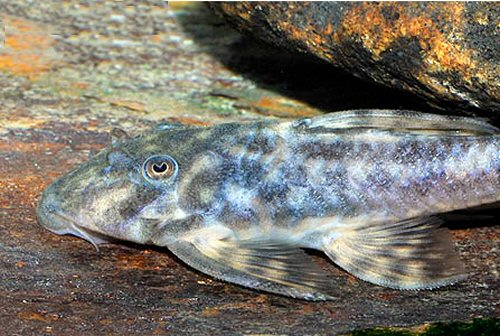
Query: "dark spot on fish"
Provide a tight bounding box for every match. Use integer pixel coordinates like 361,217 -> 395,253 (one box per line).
205,123 -> 247,148
245,132 -> 276,154
298,140 -> 354,161
181,169 -> 226,213
154,215 -> 206,239
235,158 -> 266,188
284,165 -> 310,187
114,184 -> 160,223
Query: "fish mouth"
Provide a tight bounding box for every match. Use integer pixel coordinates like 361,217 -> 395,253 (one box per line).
36,191 -> 110,251
51,212 -> 110,251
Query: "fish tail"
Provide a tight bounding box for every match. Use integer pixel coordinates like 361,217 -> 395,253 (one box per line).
322,217 -> 467,289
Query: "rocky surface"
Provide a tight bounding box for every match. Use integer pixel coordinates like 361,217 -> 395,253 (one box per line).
210,2 -> 500,118
0,2 -> 498,335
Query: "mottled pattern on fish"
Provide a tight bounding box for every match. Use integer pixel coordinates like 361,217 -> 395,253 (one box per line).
176,123 -> 498,234
37,110 -> 500,300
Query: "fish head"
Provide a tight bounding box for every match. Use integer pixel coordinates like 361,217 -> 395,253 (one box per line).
36,127 -> 192,248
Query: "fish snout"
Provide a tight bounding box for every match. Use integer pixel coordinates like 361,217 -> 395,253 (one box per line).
37,185 -> 109,249
36,186 -> 67,234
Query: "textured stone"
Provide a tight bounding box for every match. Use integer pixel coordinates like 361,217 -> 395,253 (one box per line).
210,2 -> 500,117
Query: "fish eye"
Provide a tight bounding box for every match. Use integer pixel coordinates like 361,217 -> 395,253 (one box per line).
143,155 -> 178,181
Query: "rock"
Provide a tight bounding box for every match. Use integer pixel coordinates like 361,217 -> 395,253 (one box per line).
209,2 -> 500,117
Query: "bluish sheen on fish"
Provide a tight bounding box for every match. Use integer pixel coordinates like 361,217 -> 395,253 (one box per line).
36,110 -> 500,300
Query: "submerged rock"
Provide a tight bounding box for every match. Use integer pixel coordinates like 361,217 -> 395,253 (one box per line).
210,2 -> 499,116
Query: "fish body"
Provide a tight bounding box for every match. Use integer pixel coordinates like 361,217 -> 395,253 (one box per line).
37,110 -> 500,300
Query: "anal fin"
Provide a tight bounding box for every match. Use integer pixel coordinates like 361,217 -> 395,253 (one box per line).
167,232 -> 336,300
323,217 -> 467,289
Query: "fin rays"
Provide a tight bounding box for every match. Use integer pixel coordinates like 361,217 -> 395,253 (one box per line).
165,215 -> 466,298
168,234 -> 337,300
323,216 -> 466,289
296,109 -> 499,136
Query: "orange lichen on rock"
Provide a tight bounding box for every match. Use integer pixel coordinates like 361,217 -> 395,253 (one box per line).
338,3 -> 476,79
255,96 -> 320,118
218,2 -> 251,21
0,175 -> 51,209
210,2 -> 499,112
115,252 -> 162,271
164,116 -> 212,127
0,15 -> 58,78
108,99 -> 147,112
202,307 -> 220,318
0,139 -> 64,154
17,311 -> 59,323
17,311 -> 51,323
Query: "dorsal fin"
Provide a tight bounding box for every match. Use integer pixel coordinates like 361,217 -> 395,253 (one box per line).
293,110 -> 499,136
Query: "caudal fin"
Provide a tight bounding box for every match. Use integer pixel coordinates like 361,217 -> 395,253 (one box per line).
323,217 -> 467,289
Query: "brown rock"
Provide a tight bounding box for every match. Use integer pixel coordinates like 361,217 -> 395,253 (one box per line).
210,2 -> 500,116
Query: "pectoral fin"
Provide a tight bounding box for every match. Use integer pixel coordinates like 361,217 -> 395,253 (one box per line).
323,217 -> 466,289
296,109 -> 499,136
167,234 -> 336,300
